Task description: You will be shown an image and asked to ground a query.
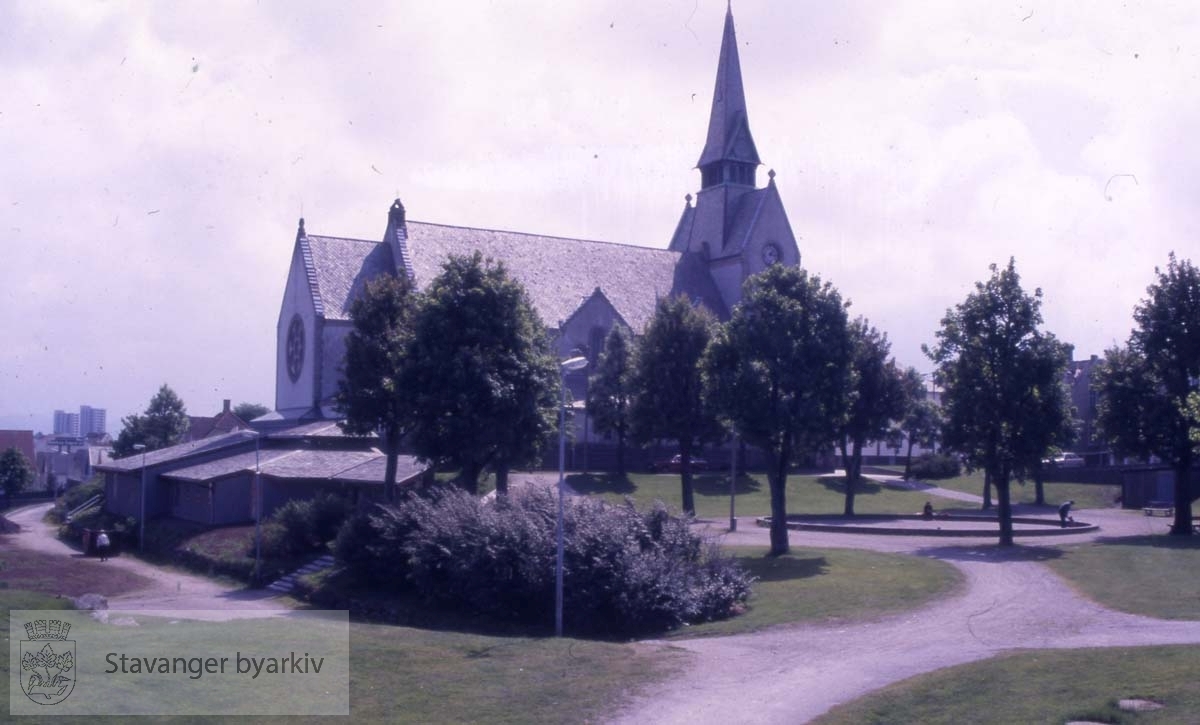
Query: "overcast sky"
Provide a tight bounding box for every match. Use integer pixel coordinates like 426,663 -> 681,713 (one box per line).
3,1 -> 1197,434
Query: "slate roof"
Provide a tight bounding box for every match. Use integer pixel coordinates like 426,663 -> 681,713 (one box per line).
303,235 -> 395,321
97,430 -> 257,472
160,449 -> 295,482
303,222 -> 729,331
334,455 -> 426,485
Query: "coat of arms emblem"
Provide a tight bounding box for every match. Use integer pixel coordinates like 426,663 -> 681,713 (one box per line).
19,618 -> 76,705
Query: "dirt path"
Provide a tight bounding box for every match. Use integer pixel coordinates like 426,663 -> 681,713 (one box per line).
5,503 -> 286,612
612,508 -> 1200,724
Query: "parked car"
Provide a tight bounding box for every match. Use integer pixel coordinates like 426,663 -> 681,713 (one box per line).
1043,452 -> 1085,468
649,454 -> 713,473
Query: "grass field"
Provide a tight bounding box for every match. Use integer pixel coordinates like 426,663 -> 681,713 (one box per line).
921,471 -> 1121,510
679,545 -> 963,638
813,645 -> 1200,725
569,471 -> 934,518
1047,535 -> 1200,619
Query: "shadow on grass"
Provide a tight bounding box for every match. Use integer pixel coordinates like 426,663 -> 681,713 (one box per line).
567,473 -> 635,495
693,473 -> 761,496
818,475 -> 885,496
1088,534 -> 1200,549
912,544 -> 1065,563
735,553 -> 829,582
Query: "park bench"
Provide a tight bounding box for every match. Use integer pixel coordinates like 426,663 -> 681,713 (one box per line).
1143,501 -> 1173,517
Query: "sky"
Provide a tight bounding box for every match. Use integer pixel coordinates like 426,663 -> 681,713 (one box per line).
3,0 -> 1198,435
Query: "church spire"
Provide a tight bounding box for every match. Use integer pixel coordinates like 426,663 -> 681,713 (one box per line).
697,4 -> 760,189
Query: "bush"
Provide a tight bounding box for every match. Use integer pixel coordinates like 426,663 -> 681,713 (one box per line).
910,453 -> 962,480
260,493 -> 350,558
333,485 -> 753,636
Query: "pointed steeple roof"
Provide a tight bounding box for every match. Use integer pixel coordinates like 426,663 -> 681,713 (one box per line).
696,5 -> 760,170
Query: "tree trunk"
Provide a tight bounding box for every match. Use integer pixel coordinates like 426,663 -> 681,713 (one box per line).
460,462 -> 482,495
995,467 -> 1014,546
383,428 -> 401,502
679,444 -> 696,516
843,439 -> 863,517
494,462 -> 509,497
904,437 -> 915,480
1034,464 -> 1045,506
1170,460 -> 1193,536
982,470 -> 993,510
768,445 -> 791,556
616,427 -> 626,478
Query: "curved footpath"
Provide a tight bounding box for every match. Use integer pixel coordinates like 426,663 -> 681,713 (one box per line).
613,507 -> 1200,725
4,502 -> 285,614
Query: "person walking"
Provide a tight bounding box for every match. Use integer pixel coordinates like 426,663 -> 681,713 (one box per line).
1058,500 -> 1075,528
96,529 -> 111,561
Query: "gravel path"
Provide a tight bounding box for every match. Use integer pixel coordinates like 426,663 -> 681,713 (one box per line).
612,507 -> 1200,724
5,503 -> 286,612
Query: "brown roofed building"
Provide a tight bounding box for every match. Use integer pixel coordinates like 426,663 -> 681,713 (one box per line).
272,6 -> 802,422
0,430 -> 36,469
187,399 -> 250,441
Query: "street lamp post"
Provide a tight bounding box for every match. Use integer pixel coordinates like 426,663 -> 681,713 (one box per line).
133,444 -> 147,553
253,432 -> 262,585
729,435 -> 738,531
556,356 -> 588,637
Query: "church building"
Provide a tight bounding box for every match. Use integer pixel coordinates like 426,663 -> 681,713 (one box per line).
273,6 -> 801,423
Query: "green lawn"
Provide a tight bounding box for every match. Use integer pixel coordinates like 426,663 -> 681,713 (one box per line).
1047,535 -> 1200,619
678,545 -> 963,638
569,472 -> 933,518
924,471 -> 1121,510
813,645 -> 1200,725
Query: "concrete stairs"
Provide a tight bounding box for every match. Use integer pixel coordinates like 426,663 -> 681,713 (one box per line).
267,553 -> 335,594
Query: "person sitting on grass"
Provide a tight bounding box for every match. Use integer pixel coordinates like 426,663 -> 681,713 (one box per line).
922,501 -> 934,519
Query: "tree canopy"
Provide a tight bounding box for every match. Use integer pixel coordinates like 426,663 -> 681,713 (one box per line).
839,318 -> 906,515
1094,253 -> 1200,535
112,384 -> 190,458
925,259 -> 1072,545
404,252 -> 559,494
586,325 -> 635,477
705,264 -> 851,554
0,447 -> 33,500
629,295 -> 723,515
336,272 -> 420,501
897,367 -> 941,480
232,402 -> 270,422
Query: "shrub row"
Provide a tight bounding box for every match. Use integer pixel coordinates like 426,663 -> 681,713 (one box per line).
260,492 -> 349,558
334,486 -> 752,636
910,453 -> 962,480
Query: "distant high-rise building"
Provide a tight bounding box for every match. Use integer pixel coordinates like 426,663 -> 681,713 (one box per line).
79,406 -> 106,435
53,410 -> 80,437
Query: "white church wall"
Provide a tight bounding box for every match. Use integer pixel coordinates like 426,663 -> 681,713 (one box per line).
275,245 -> 319,414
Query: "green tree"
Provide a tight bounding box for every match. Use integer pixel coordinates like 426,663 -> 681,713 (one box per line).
704,265 -> 851,555
336,273 -> 420,501
405,252 -> 559,495
586,325 -> 634,477
0,447 -> 34,502
839,318 -> 906,516
925,259 -> 1073,546
629,296 -> 723,515
897,367 -> 941,480
1094,254 -> 1200,535
232,402 -> 270,421
112,384 -> 190,457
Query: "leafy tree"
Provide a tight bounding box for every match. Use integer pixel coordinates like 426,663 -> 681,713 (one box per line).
897,367 -> 942,480
336,273 -> 420,501
925,259 -> 1073,546
112,384 -> 190,457
704,265 -> 851,555
232,402 -> 270,421
1094,254 -> 1200,535
587,325 -> 635,477
0,447 -> 34,502
839,318 -> 906,516
404,252 -> 559,495
629,296 -> 723,515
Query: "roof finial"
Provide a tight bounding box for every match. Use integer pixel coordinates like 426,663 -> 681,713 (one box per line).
389,198 -> 406,226
768,169 -> 776,184
296,217 -> 306,241
685,193 -> 693,207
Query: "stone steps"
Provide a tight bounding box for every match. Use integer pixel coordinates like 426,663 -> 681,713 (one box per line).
267,554 -> 335,594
